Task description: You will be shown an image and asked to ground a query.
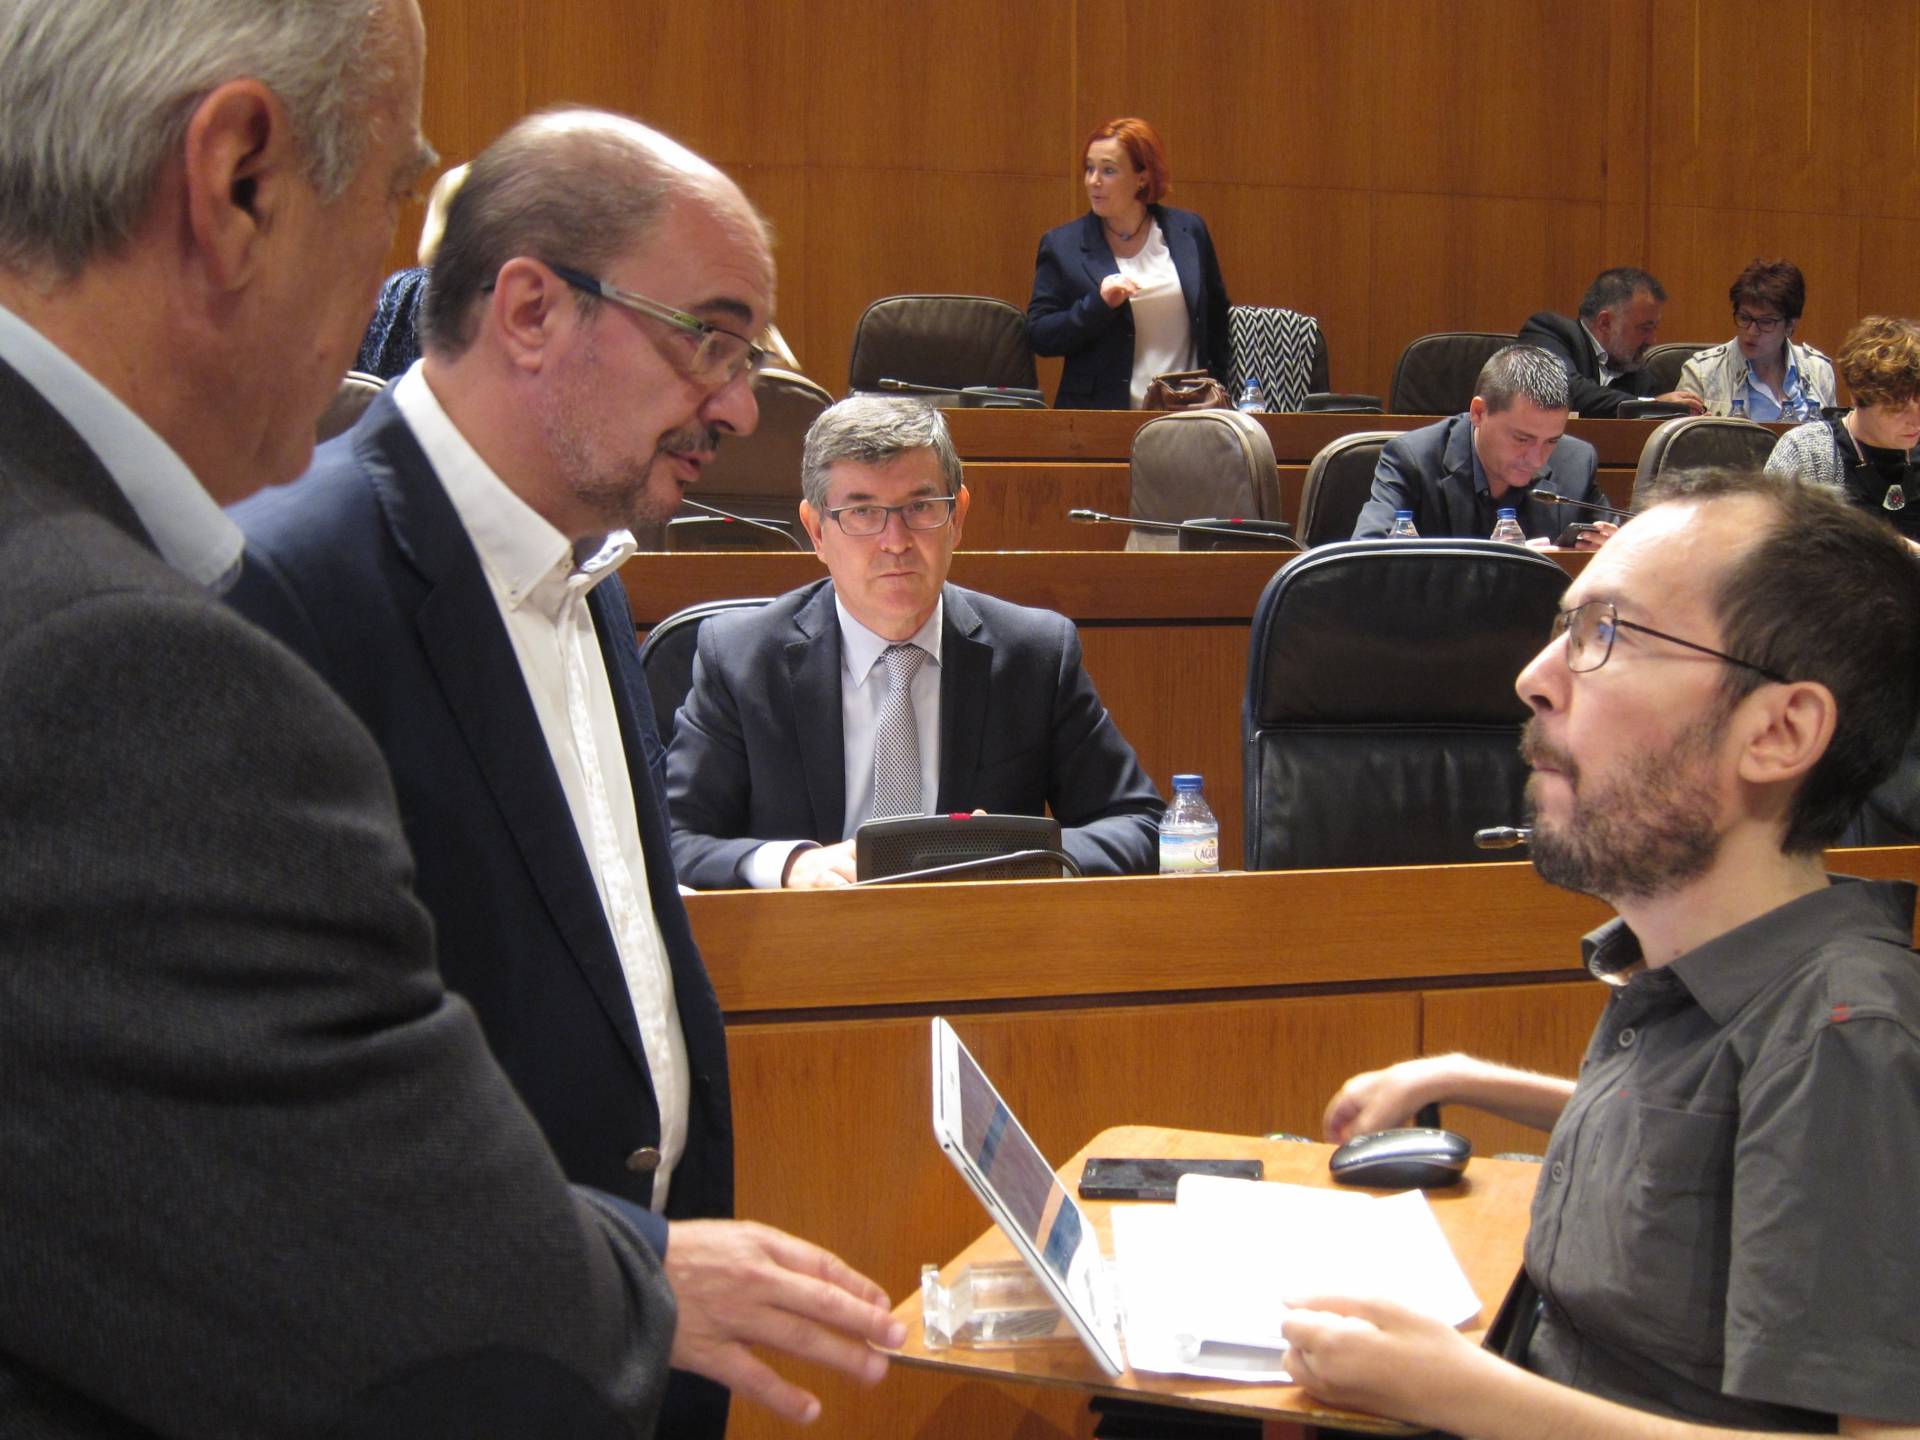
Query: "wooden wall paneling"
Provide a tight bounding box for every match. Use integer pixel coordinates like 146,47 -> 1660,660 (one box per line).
957,463 -> 1132,550
1601,1 -> 1652,266
1420,980 -> 1606,1161
731,166 -> 812,367
802,170 -> 1067,399
1076,624 -> 1248,869
1836,0 -> 1920,222
1858,219 -> 1920,328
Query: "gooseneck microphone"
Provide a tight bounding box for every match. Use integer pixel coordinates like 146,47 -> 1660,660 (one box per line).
676,497 -> 806,550
1067,508 -> 1304,552
1530,492 -> 1636,521
1473,826 -> 1534,850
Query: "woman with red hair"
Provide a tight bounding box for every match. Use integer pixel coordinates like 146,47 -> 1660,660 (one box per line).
1026,117 -> 1232,409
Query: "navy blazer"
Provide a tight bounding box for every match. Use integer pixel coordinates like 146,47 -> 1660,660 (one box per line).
1027,205 -> 1232,410
1517,310 -> 1660,419
227,390 -> 731,1433
1351,412 -> 1603,542
664,579 -> 1165,888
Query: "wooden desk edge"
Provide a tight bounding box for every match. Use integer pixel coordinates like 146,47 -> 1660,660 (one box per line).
886,1123 -> 1542,1433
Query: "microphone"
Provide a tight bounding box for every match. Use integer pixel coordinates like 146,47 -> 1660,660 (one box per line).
850,848 -> 1084,886
1067,508 -> 1304,551
1530,492 -> 1635,521
1473,826 -> 1533,850
676,497 -> 806,550
878,378 -> 1044,409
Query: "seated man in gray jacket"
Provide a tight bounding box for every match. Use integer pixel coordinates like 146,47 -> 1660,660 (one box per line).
1353,345 -> 1613,547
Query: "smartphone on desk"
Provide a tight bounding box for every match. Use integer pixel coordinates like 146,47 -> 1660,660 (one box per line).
1077,1156 -> 1264,1202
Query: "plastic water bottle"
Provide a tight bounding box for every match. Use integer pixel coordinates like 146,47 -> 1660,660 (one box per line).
1490,507 -> 1525,545
1235,379 -> 1264,414
1387,509 -> 1420,539
1159,774 -> 1220,875
1730,394 -> 1747,420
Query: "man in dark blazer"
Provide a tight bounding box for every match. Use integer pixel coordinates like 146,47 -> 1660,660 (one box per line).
228,110 -> 900,1433
1027,204 -> 1232,409
0,5 -> 712,1434
1518,266 -> 1704,418
666,396 -> 1164,889
1354,344 -> 1613,546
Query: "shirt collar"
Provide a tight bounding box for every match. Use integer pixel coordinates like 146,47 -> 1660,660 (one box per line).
0,301 -> 243,591
834,592 -> 945,686
1582,877 -> 1918,1024
392,363 -> 634,619
1578,317 -> 1614,380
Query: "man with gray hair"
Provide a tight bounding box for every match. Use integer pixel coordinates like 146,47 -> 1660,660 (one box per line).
1519,266 -> 1705,417
1354,344 -> 1613,544
228,108 -> 903,1434
665,394 -> 1163,889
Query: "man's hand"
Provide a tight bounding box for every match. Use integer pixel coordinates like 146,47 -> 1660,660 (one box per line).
1655,388 -> 1707,414
1322,1056 -> 1455,1142
1099,274 -> 1141,308
1574,518 -> 1617,550
1282,1294 -> 1500,1429
664,1219 -> 906,1425
784,841 -> 856,889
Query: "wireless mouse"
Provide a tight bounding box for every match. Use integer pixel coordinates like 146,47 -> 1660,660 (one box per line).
1328,1127 -> 1471,1189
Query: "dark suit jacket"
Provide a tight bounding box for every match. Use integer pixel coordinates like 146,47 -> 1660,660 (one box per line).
1027,205 -> 1232,410
664,579 -> 1164,888
0,362 -> 674,1435
1517,310 -> 1660,418
227,388 -> 731,1434
1352,412 -> 1603,542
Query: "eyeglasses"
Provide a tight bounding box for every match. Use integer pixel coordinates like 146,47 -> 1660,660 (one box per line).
1550,601 -> 1790,683
821,496 -> 958,536
548,263 -> 766,385
1733,310 -> 1786,334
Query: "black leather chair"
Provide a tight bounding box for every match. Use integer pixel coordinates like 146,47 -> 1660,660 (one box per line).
1630,414 -> 1778,507
846,294 -> 1037,396
1388,332 -> 1517,416
1243,539 -> 1566,870
317,370 -> 384,442
1297,430 -> 1396,546
1127,410 -> 1280,550
635,597 -> 772,742
1640,341 -> 1712,396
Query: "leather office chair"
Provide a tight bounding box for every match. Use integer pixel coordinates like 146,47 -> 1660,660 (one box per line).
1243,539 -> 1565,870
1127,409 -> 1280,550
666,366 -> 830,542
635,597 -> 773,742
1388,332 -> 1518,416
845,294 -> 1038,397
317,370 -> 384,442
1297,430 -> 1396,546
1630,414 -> 1777,507
1640,341 -> 1711,396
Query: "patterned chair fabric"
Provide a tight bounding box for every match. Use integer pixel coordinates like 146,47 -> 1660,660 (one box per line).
1227,306 -> 1328,412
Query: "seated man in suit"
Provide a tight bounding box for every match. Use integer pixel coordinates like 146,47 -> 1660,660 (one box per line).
1353,344 -> 1614,546
666,396 -> 1164,889
228,109 -> 898,1432
1519,266 -> 1704,418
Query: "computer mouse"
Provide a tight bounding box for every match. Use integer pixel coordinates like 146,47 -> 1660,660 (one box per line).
1328,1127 -> 1471,1189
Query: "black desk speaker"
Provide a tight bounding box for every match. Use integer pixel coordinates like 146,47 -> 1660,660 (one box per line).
854,813 -> 1066,882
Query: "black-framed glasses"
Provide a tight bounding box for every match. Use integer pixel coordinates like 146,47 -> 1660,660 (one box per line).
1733,310 -> 1786,334
548,263 -> 766,385
822,496 -> 958,536
1551,601 -> 1790,683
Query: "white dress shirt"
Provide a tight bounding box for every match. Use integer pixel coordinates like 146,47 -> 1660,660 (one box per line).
0,303 -> 242,590
1117,218 -> 1196,408
1580,317 -> 1625,388
743,595 -> 944,888
392,365 -> 690,1210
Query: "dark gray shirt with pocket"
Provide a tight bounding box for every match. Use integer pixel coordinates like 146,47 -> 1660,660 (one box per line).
1523,876 -> 1920,1427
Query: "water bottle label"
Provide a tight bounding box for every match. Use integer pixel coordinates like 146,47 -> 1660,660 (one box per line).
1160,831 -> 1219,874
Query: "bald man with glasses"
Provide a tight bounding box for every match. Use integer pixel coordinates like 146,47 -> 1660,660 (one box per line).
665,395 -> 1165,889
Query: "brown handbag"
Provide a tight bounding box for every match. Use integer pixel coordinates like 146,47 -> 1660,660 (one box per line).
1144,369 -> 1230,411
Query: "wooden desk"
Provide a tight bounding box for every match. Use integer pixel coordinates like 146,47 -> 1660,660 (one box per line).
894,1123 -> 1542,1433
696,848 -> 1920,1440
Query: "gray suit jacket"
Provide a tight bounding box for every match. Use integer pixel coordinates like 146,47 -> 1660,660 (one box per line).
1352,412 -> 1603,542
0,358 -> 674,1437
665,579 -> 1164,888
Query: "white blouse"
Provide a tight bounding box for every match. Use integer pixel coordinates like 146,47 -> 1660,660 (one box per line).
1116,219 -> 1195,407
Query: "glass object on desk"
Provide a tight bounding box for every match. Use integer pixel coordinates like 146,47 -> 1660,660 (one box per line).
1490,507 -> 1525,545
1730,394 -> 1747,419
1236,378 -> 1264,414
1387,508 -> 1420,539
1159,773 -> 1220,874
920,1261 -> 1078,1348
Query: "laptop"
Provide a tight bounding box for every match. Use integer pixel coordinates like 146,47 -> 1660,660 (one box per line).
929,1016 -> 1126,1376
